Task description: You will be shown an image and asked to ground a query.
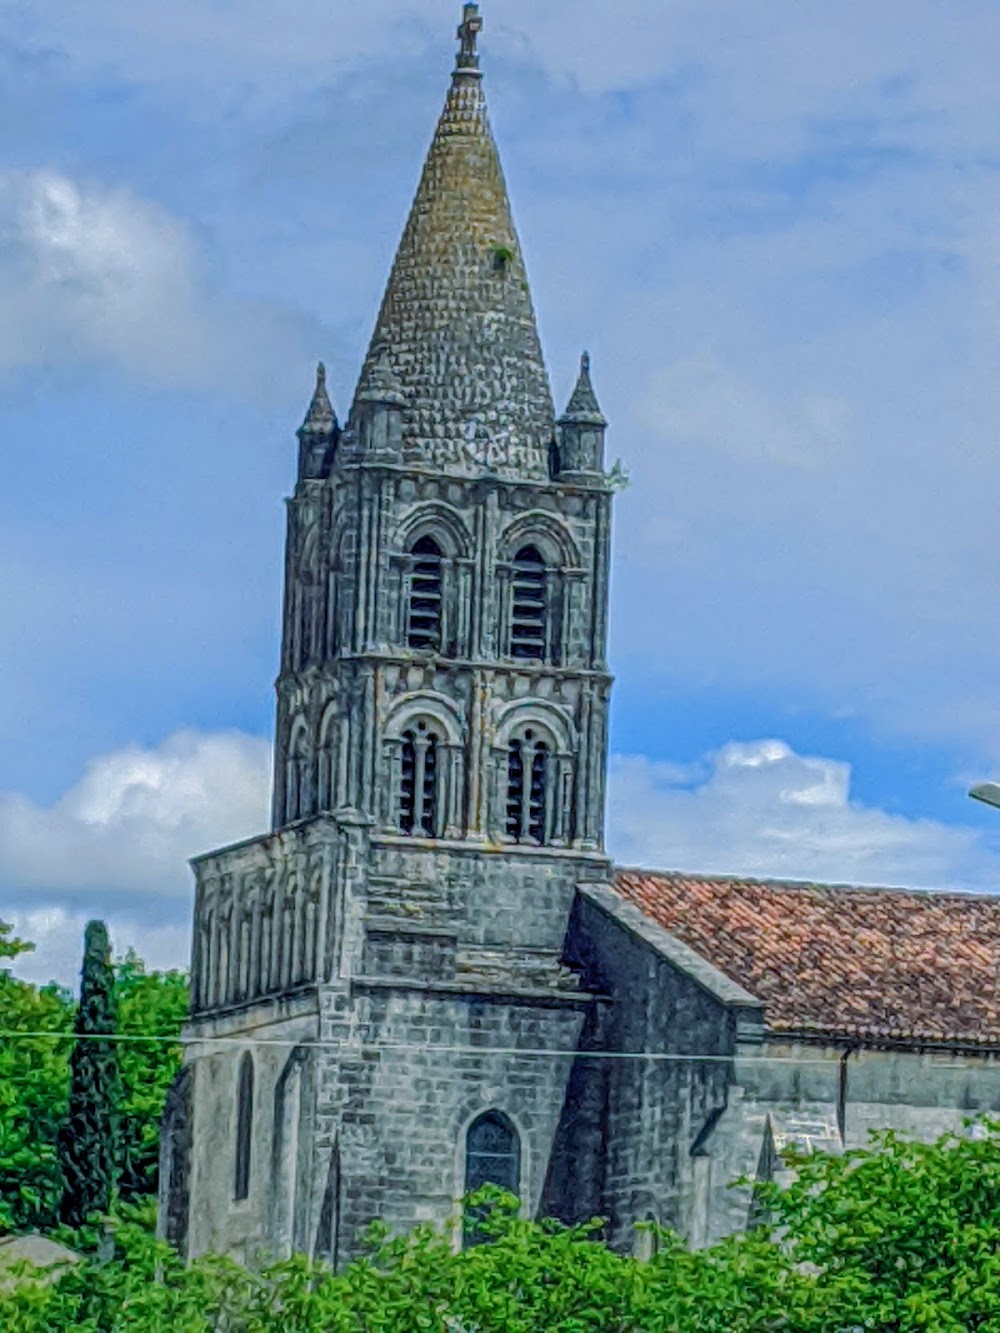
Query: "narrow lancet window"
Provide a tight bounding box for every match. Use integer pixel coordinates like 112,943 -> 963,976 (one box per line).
234,1051 -> 254,1202
506,730 -> 549,843
464,1110 -> 520,1247
399,722 -> 439,836
408,536 -> 443,651
509,545 -> 547,660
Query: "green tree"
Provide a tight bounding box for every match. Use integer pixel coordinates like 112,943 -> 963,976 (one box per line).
114,950 -> 189,1202
0,922 -> 73,1234
1,925 -> 187,1235
57,921 -> 122,1228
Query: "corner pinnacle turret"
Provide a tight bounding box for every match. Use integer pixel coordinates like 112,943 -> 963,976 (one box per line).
349,3 -> 555,479
300,362 -> 336,435
297,361 -> 338,480
561,352 -> 607,427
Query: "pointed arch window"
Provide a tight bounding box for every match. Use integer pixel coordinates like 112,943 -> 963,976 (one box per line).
506,730 -> 549,844
399,721 -> 440,836
234,1052 -> 254,1202
407,536 -> 443,651
510,545 -> 547,660
464,1110 -> 521,1247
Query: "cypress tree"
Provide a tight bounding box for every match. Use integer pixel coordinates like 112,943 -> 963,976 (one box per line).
58,919 -> 121,1227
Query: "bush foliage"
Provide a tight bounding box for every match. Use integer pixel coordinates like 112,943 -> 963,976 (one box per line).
2,1129 -> 998,1329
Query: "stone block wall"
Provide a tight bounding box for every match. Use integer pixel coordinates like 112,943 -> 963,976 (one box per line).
312,980 -> 591,1260
697,1042 -> 1000,1247
177,993 -> 319,1263
563,886 -> 763,1251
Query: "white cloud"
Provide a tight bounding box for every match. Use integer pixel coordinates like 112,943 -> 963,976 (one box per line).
0,729 -> 271,901
607,739 -> 1000,891
0,170 -> 322,390
8,906 -> 191,991
5,729 -> 999,989
0,170 -> 200,380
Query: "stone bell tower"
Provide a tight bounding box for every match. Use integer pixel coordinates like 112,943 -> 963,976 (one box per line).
163,2 -> 616,1268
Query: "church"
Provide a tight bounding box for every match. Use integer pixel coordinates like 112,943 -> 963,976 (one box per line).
160,5 -> 1000,1267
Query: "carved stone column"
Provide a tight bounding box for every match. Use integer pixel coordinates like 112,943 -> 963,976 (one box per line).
555,753 -> 574,845
227,897 -> 239,1006
443,743 -> 463,838
384,737 -> 404,832
270,890 -> 283,993
217,907 -> 231,1008
413,732 -> 430,833
456,558 -> 473,657
261,912 -> 273,995
249,895 -> 262,1000
305,897 -> 318,985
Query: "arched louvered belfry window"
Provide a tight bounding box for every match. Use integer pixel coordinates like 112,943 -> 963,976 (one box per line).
407,536 -> 443,651
509,545 -> 547,660
234,1051 -> 254,1202
506,730 -> 549,844
464,1110 -> 521,1247
399,721 -> 439,836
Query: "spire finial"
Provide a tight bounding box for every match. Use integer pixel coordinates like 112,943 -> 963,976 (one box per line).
559,349 -> 607,427
456,3 -> 483,74
300,359 -> 336,434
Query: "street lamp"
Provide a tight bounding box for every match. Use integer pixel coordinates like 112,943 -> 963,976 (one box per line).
969,782 -> 1000,810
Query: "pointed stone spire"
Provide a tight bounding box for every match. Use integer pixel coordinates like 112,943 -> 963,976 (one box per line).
299,362 -> 337,435
350,4 -> 555,478
560,352 -> 607,427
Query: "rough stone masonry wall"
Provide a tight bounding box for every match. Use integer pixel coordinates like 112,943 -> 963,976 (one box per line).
564,888 -> 761,1252
178,993 -> 319,1264
302,833 -> 606,1261
313,981 -> 591,1260
691,1036 -> 1000,1248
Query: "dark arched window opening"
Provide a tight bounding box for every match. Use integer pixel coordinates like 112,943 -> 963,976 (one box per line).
510,545 -> 546,660
408,536 -> 443,651
399,722 -> 439,836
234,1052 -> 254,1202
464,1110 -> 521,1247
315,1143 -> 341,1272
506,731 -> 549,843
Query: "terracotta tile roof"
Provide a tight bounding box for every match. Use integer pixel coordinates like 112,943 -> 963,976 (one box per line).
612,868 -> 1000,1050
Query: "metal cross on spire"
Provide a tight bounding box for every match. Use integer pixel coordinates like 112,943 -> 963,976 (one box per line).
456,3 -> 483,72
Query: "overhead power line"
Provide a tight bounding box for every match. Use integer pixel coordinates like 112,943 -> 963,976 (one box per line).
0,1029 -> 993,1069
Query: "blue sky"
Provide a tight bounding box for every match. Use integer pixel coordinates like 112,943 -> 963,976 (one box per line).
5,0 -> 1000,983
